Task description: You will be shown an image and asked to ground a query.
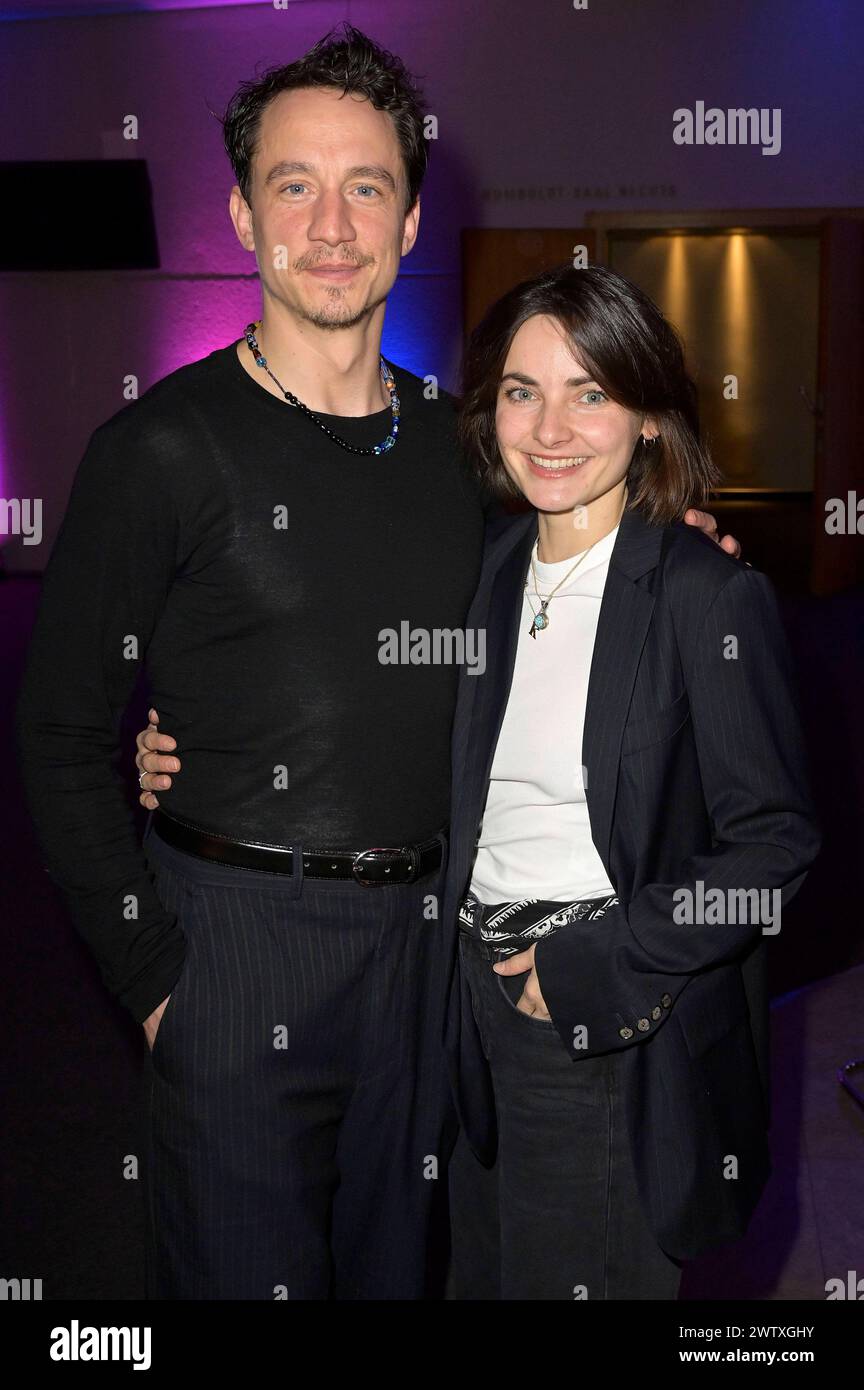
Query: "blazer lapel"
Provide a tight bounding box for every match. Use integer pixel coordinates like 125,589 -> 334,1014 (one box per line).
582,506 -> 664,876
456,511 -> 536,844
449,502 -> 665,904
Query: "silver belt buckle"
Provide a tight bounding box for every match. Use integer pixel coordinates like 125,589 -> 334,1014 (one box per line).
351,846 -> 414,886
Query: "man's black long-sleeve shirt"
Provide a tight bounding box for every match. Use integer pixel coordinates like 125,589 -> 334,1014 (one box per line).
16,340 -> 486,1024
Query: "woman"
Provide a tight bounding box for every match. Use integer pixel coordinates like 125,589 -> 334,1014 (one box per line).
136,264 -> 820,1300
437,263 -> 819,1301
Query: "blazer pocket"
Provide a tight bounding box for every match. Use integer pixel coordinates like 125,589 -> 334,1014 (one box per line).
621,688 -> 690,756
674,967 -> 751,1058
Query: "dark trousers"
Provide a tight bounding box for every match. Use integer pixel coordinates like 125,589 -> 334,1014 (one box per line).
446,931 -> 684,1301
142,823 -> 452,1300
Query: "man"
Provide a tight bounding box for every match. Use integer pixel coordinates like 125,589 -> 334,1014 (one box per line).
17,23 -> 739,1300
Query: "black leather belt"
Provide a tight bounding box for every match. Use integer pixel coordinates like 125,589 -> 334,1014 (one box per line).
151,810 -> 445,885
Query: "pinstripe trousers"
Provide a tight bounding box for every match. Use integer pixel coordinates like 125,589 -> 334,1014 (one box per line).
142,822 -> 453,1300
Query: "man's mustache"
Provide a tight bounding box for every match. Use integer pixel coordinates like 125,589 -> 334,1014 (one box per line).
295,252 -> 375,270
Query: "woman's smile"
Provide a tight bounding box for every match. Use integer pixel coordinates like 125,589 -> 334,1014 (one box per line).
523,451 -> 593,478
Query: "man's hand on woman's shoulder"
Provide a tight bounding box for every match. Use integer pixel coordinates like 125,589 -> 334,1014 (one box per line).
683,507 -> 742,559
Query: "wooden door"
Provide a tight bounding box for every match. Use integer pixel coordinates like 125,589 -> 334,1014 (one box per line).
812,218 -> 864,594
462,228 -> 598,337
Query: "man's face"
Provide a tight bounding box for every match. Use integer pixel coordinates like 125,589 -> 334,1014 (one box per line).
231,85 -> 419,331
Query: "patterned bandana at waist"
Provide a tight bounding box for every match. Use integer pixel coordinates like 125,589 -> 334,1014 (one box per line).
458,891 -> 619,958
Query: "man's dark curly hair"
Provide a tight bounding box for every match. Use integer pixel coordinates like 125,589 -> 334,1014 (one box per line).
221,23 -> 428,216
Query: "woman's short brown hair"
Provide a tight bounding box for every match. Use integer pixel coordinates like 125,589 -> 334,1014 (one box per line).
458,262 -> 721,523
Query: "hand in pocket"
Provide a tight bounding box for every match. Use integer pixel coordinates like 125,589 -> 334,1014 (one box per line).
143,994 -> 171,1052
492,944 -> 551,1019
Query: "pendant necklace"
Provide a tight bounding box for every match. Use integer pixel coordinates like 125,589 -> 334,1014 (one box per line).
525,538 -> 599,639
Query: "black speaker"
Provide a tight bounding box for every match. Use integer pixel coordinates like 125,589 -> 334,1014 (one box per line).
0,160 -> 159,270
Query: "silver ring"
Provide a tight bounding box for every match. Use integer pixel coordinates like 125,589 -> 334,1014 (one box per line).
138,772 -> 146,787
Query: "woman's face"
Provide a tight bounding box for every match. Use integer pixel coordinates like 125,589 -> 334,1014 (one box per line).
495,313 -> 653,516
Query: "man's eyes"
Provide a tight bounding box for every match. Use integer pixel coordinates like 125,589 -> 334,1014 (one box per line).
278,184 -> 382,197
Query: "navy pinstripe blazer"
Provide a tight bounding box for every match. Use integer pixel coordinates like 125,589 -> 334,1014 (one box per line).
440,503 -> 821,1261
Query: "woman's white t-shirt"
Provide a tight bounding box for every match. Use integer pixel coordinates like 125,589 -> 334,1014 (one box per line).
468,524 -> 619,904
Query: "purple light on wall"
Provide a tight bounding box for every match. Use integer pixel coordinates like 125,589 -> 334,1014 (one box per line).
0,408 -> 8,540
1,0 -> 270,19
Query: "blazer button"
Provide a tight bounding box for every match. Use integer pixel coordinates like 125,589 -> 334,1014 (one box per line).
651,1006 -> 662,1020
619,1025 -> 634,1040
637,1017 -> 650,1032
661,993 -> 672,1008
